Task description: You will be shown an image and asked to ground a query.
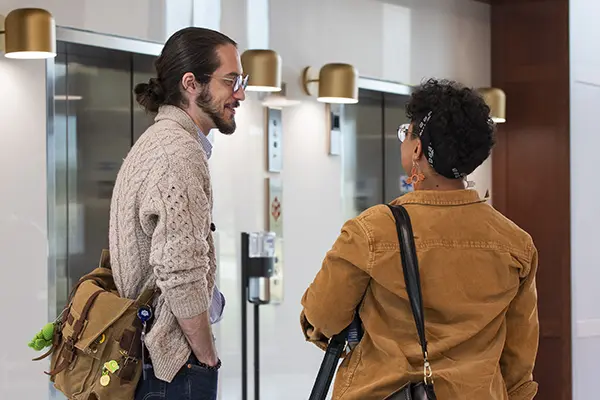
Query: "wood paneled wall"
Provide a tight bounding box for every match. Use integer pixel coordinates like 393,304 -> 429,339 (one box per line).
490,0 -> 571,398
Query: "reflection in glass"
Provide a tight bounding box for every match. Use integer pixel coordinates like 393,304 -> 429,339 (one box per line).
384,92 -> 411,202
341,89 -> 410,220
133,53 -> 156,143
342,90 -> 383,219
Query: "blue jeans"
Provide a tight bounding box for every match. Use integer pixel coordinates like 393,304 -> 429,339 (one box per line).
135,356 -> 218,400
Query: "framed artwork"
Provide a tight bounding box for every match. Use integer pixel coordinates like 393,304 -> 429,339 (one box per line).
266,177 -> 284,304
267,177 -> 283,237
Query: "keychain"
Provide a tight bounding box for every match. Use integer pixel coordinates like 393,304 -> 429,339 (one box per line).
137,305 -> 153,380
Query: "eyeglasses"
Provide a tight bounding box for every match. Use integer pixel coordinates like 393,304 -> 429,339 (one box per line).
205,74 -> 249,94
397,124 -> 410,142
397,111 -> 433,143
222,74 -> 249,93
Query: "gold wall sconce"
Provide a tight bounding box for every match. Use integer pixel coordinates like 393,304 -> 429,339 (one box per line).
241,49 -> 282,92
0,8 -> 56,59
302,63 -> 358,104
478,87 -> 506,123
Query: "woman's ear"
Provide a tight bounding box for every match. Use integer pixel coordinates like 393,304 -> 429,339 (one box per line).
413,138 -> 423,159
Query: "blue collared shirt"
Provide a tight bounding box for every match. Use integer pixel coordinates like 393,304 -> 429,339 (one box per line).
198,129 -> 213,160
198,128 -> 225,325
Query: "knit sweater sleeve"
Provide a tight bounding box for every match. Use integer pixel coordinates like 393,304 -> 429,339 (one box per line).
141,156 -> 214,320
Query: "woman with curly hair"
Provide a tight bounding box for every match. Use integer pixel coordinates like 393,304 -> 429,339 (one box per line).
301,79 -> 539,400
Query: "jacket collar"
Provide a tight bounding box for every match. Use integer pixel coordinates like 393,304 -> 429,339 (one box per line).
393,189 -> 485,206
154,105 -> 199,142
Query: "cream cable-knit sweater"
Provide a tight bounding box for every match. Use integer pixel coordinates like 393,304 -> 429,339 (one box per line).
109,105 -> 216,382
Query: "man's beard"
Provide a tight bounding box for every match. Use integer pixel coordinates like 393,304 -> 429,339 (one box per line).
195,86 -> 238,135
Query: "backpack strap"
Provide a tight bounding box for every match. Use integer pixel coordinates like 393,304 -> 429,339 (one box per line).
31,332 -> 60,362
98,248 -> 111,269
136,286 -> 159,306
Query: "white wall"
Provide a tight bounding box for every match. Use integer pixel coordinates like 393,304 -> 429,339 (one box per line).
0,0 -> 490,398
570,0 -> 600,398
0,58 -> 48,399
1,0 -> 167,42
269,0 -> 490,90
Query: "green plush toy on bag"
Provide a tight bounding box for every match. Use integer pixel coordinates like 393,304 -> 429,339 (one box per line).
28,322 -> 55,351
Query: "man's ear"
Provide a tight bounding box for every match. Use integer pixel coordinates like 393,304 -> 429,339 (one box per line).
181,72 -> 197,94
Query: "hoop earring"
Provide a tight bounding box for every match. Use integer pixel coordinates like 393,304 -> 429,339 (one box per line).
405,161 -> 425,186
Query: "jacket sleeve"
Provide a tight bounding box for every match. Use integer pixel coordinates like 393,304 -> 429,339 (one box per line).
142,166 -> 214,320
300,217 -> 372,349
500,242 -> 540,400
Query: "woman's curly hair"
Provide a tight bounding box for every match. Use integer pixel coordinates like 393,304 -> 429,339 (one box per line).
406,78 -> 496,177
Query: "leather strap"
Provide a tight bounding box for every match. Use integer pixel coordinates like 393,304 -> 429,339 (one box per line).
32,321 -> 64,362
308,326 -> 349,400
386,205 -> 429,363
72,290 -> 103,339
46,341 -> 76,376
136,286 -> 158,306
32,344 -> 55,362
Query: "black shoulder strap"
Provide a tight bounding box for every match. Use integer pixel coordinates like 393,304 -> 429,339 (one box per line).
386,204 -> 428,362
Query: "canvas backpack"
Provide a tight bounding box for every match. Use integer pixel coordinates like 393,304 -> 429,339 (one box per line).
34,249 -> 156,400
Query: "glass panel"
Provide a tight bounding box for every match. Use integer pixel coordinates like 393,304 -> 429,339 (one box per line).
132,53 -> 157,143
63,43 -> 132,290
383,92 -> 411,202
342,89 -> 384,219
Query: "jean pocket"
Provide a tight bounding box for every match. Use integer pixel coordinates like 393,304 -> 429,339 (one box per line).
185,361 -> 218,400
135,372 -> 166,400
140,393 -> 166,400
185,360 -> 219,375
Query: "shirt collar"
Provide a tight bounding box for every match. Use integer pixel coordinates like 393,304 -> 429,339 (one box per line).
197,128 -> 213,160
393,189 -> 485,207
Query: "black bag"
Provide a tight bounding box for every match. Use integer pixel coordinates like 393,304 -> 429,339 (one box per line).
308,205 -> 437,400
